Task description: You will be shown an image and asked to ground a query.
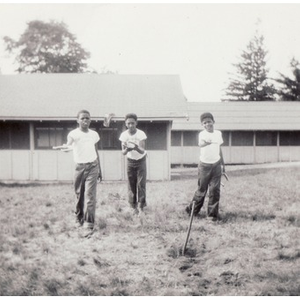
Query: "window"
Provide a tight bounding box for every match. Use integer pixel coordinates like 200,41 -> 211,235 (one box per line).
146,123 -> 167,150
0,123 -> 10,149
231,131 -> 254,146
183,131 -> 198,146
0,122 -> 30,149
33,121 -> 169,151
34,121 -> 124,150
35,122 -> 74,149
222,131 -> 230,146
94,122 -> 123,150
280,131 -> 300,146
98,128 -> 121,150
171,131 -> 181,146
138,122 -> 167,150
256,131 -> 277,146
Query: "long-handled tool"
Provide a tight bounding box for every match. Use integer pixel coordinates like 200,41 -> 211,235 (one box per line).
182,200 -> 196,255
222,172 -> 229,182
182,172 -> 229,255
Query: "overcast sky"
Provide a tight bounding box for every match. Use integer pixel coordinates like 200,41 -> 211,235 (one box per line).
0,2 -> 300,102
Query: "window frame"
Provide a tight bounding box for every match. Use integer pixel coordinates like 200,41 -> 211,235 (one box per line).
231,131 -> 254,146
0,121 -> 30,150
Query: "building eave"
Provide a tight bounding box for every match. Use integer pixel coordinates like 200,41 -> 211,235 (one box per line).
0,115 -> 187,122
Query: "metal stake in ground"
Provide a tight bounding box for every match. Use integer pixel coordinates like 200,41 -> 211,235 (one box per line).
222,172 -> 229,182
182,200 -> 196,255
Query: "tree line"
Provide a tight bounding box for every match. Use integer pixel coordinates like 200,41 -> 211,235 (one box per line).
222,29 -> 300,102
2,20 -> 300,101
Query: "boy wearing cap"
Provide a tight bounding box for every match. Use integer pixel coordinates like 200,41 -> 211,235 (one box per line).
185,112 -> 225,221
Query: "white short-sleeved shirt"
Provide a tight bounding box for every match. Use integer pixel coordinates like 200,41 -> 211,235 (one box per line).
119,129 -> 147,160
68,128 -> 100,163
199,129 -> 223,164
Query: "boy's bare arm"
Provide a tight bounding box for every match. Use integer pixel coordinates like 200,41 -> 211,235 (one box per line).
220,147 -> 225,172
121,140 -> 146,155
125,140 -> 145,154
121,143 -> 133,155
199,138 -> 212,148
53,136 -> 73,151
95,144 -> 102,181
134,140 -> 145,154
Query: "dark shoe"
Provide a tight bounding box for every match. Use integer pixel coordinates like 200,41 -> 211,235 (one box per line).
132,207 -> 139,216
185,206 -> 191,216
207,216 -> 218,223
185,205 -> 199,217
79,226 -> 94,238
75,218 -> 84,228
138,210 -> 146,224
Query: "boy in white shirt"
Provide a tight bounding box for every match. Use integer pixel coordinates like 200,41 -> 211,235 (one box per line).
58,110 -> 101,237
119,113 -> 147,216
185,112 -> 225,221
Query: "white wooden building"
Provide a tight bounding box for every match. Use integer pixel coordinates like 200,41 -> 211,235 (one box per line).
171,101 -> 300,166
0,74 -> 187,182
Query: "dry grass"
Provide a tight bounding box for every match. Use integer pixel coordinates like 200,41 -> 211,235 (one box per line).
1,166 -> 300,296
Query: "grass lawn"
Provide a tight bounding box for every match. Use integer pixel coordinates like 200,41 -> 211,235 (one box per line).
1,165 -> 300,296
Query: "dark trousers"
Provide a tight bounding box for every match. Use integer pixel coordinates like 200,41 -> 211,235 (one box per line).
127,156 -> 147,210
189,160 -> 222,218
74,160 -> 98,228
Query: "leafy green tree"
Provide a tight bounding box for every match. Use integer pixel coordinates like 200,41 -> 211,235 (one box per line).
3,20 -> 91,73
223,32 -> 275,101
275,58 -> 300,101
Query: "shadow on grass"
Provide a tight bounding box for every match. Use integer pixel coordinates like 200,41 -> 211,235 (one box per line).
277,250 -> 300,261
227,168 -> 279,178
171,166 -> 300,181
0,181 -> 71,188
220,211 -> 276,223
254,271 -> 300,296
166,243 -> 197,259
171,167 -> 274,181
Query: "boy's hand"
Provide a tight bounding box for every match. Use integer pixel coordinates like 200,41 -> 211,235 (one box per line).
124,145 -> 133,152
205,140 -> 217,145
126,142 -> 138,151
125,146 -> 134,152
52,144 -> 73,152
97,172 -> 102,182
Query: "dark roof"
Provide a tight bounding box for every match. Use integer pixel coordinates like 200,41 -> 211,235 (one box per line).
172,101 -> 300,131
0,74 -> 187,121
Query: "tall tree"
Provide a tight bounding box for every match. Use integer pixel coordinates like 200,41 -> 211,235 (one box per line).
275,58 -> 300,101
223,32 -> 275,101
3,20 -> 91,73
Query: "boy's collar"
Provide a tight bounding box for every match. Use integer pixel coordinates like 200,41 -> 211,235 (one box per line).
79,127 -> 89,133
128,128 -> 137,134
